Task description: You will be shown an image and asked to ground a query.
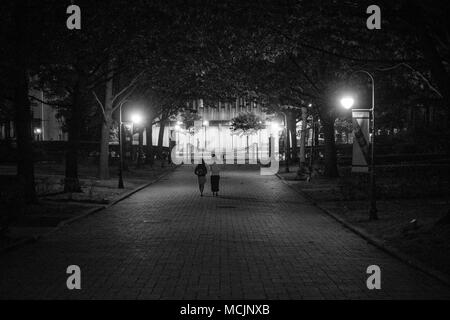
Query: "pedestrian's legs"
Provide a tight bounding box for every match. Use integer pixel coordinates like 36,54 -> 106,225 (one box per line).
198,176 -> 205,196
200,183 -> 204,196
211,175 -> 220,196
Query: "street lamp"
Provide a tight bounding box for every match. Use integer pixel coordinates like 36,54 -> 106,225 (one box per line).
130,113 -> 144,126
131,112 -> 145,167
340,97 -> 355,110
117,100 -> 127,189
118,102 -> 144,189
340,70 -> 378,220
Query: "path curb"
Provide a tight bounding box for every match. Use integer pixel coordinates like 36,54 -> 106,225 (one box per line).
276,173 -> 450,289
0,166 -> 178,255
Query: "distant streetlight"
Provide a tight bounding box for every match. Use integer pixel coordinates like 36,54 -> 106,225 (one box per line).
340,70 -> 378,220
34,128 -> 42,141
270,122 -> 281,132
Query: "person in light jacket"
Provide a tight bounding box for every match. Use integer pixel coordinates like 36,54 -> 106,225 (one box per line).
209,154 -> 220,197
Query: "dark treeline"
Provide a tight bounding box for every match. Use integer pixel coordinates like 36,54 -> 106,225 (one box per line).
0,0 -> 449,202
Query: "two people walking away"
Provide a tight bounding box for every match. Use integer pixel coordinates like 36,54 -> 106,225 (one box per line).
194,156 -> 221,197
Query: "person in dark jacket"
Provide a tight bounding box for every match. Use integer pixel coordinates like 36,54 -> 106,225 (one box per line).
194,158 -> 208,196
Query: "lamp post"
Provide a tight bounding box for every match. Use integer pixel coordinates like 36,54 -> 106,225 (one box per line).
118,100 -> 144,189
340,70 -> 378,220
132,113 -> 144,168
118,100 -> 127,189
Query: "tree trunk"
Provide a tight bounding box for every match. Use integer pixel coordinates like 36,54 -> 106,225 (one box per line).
99,111 -> 112,179
137,127 -> 144,168
157,120 -> 166,159
13,0 -> 36,203
313,116 -> 319,161
98,62 -> 114,180
321,112 -> 339,178
145,120 -> 154,166
64,74 -> 84,193
299,107 -> 307,169
288,111 -> 298,162
246,135 -> 249,161
285,117 -> 291,165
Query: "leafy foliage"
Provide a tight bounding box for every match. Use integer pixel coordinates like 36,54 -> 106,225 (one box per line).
230,112 -> 265,136
179,109 -> 201,130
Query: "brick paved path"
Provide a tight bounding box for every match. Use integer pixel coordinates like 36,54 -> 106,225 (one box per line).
1,165 -> 450,299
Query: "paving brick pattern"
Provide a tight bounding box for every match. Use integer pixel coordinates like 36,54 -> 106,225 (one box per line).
1,165 -> 449,299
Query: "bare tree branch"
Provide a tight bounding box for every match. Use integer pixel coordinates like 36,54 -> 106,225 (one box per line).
28,95 -> 70,108
92,90 -> 107,122
377,63 -> 443,98
111,71 -> 145,107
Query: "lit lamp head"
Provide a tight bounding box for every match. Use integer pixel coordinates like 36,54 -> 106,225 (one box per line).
130,113 -> 144,125
340,96 -> 355,110
203,120 -> 209,126
174,124 -> 181,131
34,128 -> 42,134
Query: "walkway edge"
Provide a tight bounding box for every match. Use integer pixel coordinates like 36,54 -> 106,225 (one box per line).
276,173 -> 450,288
0,166 -> 178,255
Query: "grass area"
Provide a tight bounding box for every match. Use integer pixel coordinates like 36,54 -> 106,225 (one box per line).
0,201 -> 99,251
323,199 -> 450,275
0,160 -> 176,251
0,160 -> 175,198
279,169 -> 450,276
